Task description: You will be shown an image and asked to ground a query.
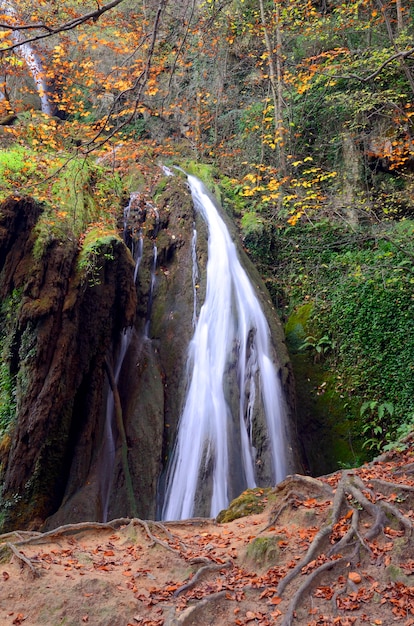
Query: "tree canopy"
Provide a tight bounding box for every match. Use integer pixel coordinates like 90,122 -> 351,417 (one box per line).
1,0 -> 414,455
0,0 -> 413,226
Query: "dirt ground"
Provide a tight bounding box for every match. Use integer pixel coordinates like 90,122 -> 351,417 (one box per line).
1,442 -> 414,626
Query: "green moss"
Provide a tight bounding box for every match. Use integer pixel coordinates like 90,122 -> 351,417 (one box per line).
0,362 -> 16,436
0,290 -> 22,437
386,565 -> 411,585
244,215 -> 414,460
181,161 -> 222,199
291,351 -> 364,474
77,229 -> 120,286
0,146 -> 38,200
285,302 -> 314,352
245,535 -> 283,565
216,488 -> 271,523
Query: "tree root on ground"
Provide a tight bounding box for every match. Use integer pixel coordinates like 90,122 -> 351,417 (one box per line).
369,477 -> 414,494
265,474 -> 333,529
1,442 -> 413,626
276,472 -> 346,596
163,517 -> 216,527
280,556 -> 348,626
5,541 -> 39,577
129,518 -> 186,554
173,560 -> 232,597
0,517 -> 196,575
0,530 -> 41,542
165,591 -> 227,625
270,465 -> 413,625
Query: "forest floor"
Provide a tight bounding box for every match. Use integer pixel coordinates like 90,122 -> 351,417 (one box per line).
1,440 -> 414,626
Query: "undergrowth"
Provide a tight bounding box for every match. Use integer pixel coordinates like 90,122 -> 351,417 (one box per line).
242,215 -> 414,460
0,144 -> 123,260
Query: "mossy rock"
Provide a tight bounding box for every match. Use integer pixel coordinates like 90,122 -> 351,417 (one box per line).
245,535 -> 284,566
385,565 -> 411,585
216,488 -> 272,523
285,302 -> 313,353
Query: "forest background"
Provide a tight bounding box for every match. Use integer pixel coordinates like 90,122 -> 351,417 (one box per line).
0,0 -> 413,471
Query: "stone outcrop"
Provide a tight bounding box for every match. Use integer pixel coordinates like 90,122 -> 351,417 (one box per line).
0,196 -> 137,530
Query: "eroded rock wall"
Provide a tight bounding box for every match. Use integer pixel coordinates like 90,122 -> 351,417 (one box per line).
45,177 -> 200,526
0,197 -> 137,530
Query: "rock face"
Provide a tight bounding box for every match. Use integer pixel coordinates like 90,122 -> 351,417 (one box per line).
0,197 -> 137,530
48,178 -> 201,525
0,177 -> 299,531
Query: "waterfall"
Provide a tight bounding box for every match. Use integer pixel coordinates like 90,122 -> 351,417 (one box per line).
161,176 -> 287,521
191,226 -> 198,328
144,244 -> 158,338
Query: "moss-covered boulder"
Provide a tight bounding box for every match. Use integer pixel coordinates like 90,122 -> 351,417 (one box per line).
216,488 -> 272,523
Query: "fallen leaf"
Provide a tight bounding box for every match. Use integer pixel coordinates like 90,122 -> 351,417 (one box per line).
348,571 -> 362,584
270,596 -> 282,605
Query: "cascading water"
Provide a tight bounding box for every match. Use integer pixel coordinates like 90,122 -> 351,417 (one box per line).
161,176 -> 288,521
191,226 -> 198,327
144,244 -> 158,338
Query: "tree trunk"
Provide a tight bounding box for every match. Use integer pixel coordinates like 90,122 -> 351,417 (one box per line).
258,0 -> 286,176
377,0 -> 414,95
396,0 -> 403,32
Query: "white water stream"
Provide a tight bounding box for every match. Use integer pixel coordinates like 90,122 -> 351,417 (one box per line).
162,176 -> 287,520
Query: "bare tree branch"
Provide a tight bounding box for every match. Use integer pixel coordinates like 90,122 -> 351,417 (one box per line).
0,0 -> 127,51
346,47 -> 414,84
83,0 -> 168,152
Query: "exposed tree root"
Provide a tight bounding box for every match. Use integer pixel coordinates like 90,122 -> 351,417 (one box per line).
0,520 -> 132,574
0,530 -> 41,542
0,517 -> 190,575
378,498 -> 413,535
328,508 -> 361,557
2,443 -> 413,626
394,462 -> 414,475
2,520 -> 128,548
173,560 -> 232,597
276,472 -> 347,596
280,556 -> 348,626
166,591 -> 227,625
369,477 -> 414,493
129,518 -> 183,554
164,518 -> 216,527
151,521 -> 193,552
266,474 -> 333,529
6,542 -> 39,577
271,464 -> 414,623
